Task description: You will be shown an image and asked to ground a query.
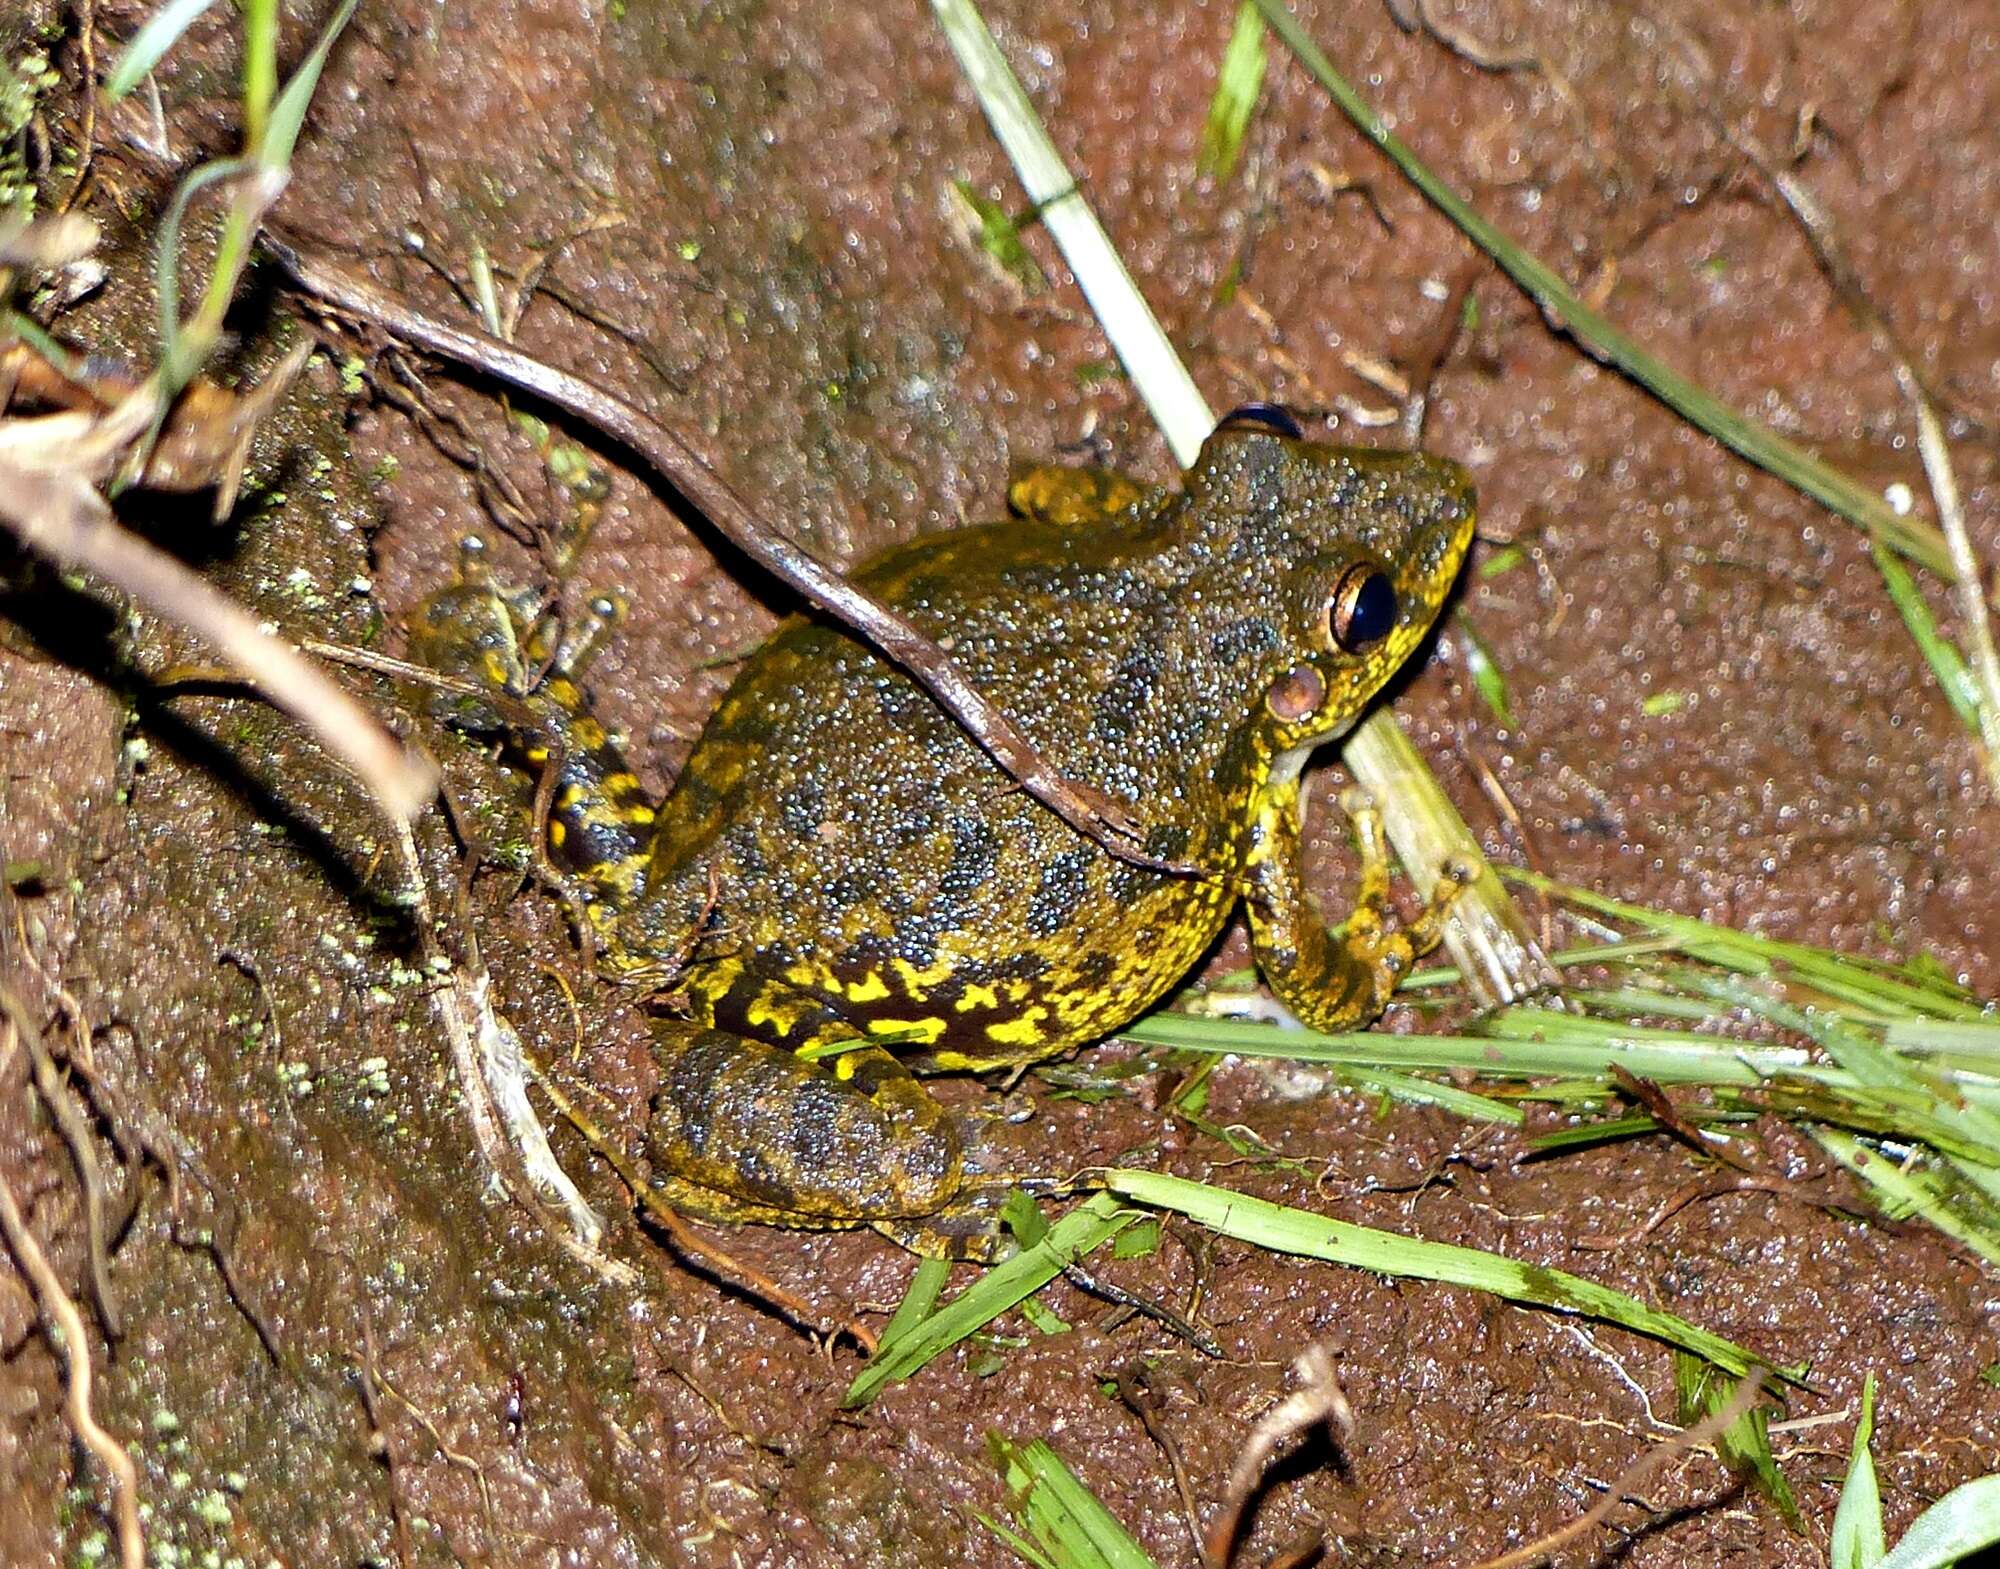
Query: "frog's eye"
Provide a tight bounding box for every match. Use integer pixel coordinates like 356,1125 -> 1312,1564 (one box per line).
1216,402 -> 1305,439
1327,563 -> 1397,653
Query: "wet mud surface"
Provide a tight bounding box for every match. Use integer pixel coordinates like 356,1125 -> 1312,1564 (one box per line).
3,0 -> 1998,1564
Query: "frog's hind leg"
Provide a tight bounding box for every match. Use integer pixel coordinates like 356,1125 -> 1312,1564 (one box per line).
407,564 -> 655,914
644,1024 -> 990,1247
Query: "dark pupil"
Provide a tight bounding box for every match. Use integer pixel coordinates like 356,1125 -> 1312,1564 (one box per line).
1217,402 -> 1304,439
1334,568 -> 1397,651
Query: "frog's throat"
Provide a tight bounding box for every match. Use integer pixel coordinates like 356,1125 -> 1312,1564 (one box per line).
1268,718 -> 1361,789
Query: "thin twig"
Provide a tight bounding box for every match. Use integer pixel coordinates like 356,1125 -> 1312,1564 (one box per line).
261,229 -> 1198,877
1461,1368 -> 1768,1569
0,1023 -> 144,1569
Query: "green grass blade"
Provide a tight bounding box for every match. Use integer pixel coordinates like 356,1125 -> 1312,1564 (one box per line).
843,1193 -> 1132,1407
1197,3 -> 1267,182
1831,1373 -> 1885,1569
1676,1354 -> 1802,1529
105,0 -> 220,100
878,1255 -> 952,1350
1873,540 -> 1983,734
1343,1065 -> 1522,1125
1127,1009 -> 1822,1088
1458,624 -> 1514,727
1875,1475 -> 2000,1569
240,0 -> 277,146
260,0 -> 359,168
992,1438 -> 1162,1569
1502,871 -> 1988,1022
1813,1130 -> 2000,1267
977,1511 -> 1064,1569
1251,0 -> 1952,578
1107,1170 -> 1777,1377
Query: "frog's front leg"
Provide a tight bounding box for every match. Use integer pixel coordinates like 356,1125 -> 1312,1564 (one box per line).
644,1025 -> 1009,1259
1243,781 -> 1466,1031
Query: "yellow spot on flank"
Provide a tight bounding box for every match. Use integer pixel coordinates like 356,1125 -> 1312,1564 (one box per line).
845,971 -> 892,1004
891,955 -> 955,997
548,819 -> 568,846
954,984 -> 1001,1013
524,744 -> 550,765
864,1016 -> 946,1046
746,985 -> 816,1039
984,1011 -> 1048,1048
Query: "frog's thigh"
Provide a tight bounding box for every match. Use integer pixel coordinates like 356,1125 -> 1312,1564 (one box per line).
645,1026 -> 964,1225
1244,784 -> 1460,1033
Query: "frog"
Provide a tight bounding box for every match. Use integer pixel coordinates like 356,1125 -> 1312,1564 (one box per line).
410,405 -> 1476,1254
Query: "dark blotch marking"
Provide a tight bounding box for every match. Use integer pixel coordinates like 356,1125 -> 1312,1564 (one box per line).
1025,847 -> 1095,938
1092,645 -> 1162,743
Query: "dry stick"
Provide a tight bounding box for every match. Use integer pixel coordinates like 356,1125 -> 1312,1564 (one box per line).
1461,1367 -> 1769,1569
0,461 -> 436,820
260,230 -> 1195,878
1205,1343 -> 1354,1569
0,1019 -> 145,1569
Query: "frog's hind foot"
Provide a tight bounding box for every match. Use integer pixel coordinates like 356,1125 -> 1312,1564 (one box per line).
407,540 -> 653,911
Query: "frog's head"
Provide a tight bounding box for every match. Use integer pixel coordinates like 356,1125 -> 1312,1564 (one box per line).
1175,405 -> 1476,769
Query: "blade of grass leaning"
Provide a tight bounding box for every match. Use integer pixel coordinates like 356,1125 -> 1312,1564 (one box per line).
1340,1063 -> 1522,1124
1250,0 -> 1952,579
931,0 -> 1556,1011
1676,1353 -> 1803,1529
1197,3 -> 1268,182
1106,1170 -> 1777,1377
1904,373 -> 2000,798
1872,538 -> 1983,735
977,1512 -> 1065,1569
844,1193 -> 1132,1407
1501,870 -> 1988,1022
1830,1373 -> 1885,1569
878,1254 -> 952,1349
105,0 -> 221,99
991,1437 -> 1162,1569
1874,1475 -> 2000,1569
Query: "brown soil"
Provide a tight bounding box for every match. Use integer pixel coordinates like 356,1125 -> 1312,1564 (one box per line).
4,1 -> 1998,1565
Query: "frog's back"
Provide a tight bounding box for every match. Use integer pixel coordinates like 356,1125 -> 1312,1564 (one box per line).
618,510 -> 1246,1063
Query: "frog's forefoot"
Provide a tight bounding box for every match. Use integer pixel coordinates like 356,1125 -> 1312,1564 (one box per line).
1245,781 -> 1467,1034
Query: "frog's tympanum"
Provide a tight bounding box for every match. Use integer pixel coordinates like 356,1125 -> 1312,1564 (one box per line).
414,409 -> 1475,1253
